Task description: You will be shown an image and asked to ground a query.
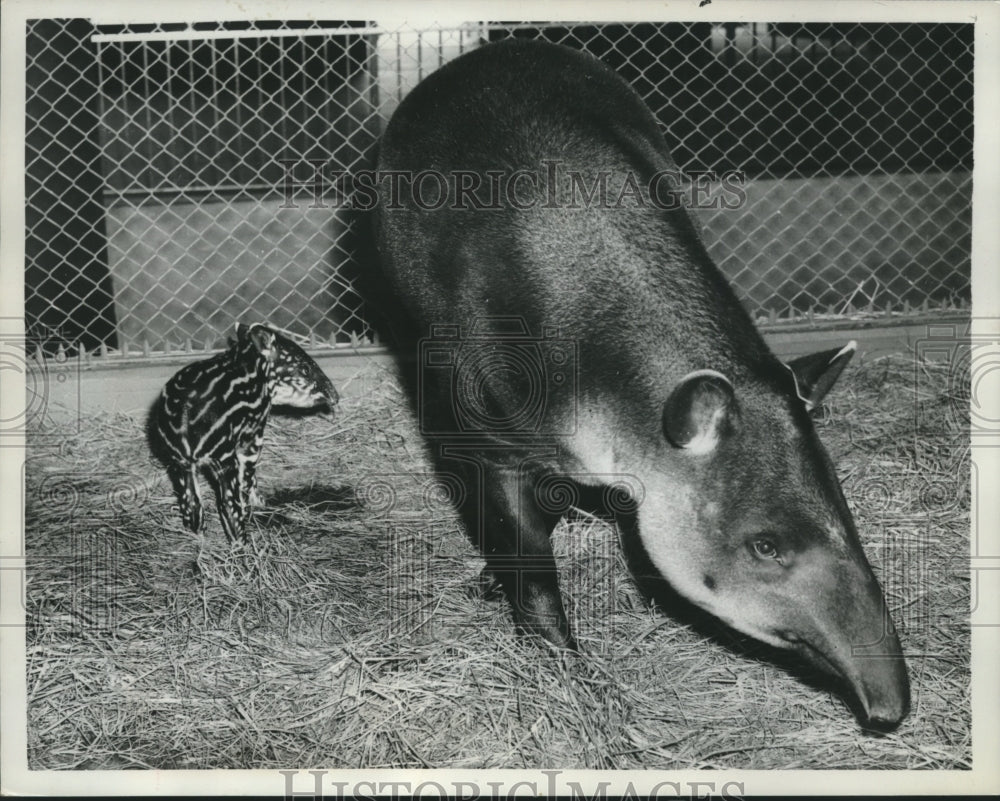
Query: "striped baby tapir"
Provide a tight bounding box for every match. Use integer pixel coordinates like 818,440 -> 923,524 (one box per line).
149,323 -> 338,542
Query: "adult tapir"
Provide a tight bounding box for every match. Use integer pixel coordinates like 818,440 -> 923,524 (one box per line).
372,38 -> 909,730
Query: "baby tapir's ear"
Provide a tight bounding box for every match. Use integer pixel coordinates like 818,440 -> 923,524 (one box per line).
663,369 -> 737,454
786,341 -> 856,412
246,323 -> 276,358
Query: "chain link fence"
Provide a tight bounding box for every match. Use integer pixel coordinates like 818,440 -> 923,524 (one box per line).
25,19 -> 973,358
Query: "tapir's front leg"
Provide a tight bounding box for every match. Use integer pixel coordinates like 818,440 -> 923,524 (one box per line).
169,462 -> 203,533
478,465 -> 575,650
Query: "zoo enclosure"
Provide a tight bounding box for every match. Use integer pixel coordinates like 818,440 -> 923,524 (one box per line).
25,19 -> 973,357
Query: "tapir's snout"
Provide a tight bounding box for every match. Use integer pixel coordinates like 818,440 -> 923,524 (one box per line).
778,626 -> 909,730
863,692 -> 910,732
843,574 -> 910,731
790,563 -> 911,732
849,630 -> 911,732
317,389 -> 339,412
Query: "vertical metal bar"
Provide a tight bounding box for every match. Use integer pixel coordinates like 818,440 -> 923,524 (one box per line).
141,40 -> 156,194
247,36 -> 258,190
255,35 -> 264,186
187,35 -> 198,190
302,35 -> 310,161
94,34 -> 125,350
417,30 -> 423,82
395,32 -> 402,103
95,38 -> 107,190
368,30 -> 380,138
279,37 -> 287,164
119,40 -> 132,194
323,34 -> 331,160
291,35 -> 300,164
209,35 -> 221,190
165,38 -> 178,194
233,37 -> 243,186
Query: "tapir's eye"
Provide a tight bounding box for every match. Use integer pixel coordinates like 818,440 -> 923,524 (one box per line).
751,538 -> 780,560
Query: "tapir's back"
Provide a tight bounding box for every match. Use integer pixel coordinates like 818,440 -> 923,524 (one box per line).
375,38 -> 768,386
378,39 -> 668,177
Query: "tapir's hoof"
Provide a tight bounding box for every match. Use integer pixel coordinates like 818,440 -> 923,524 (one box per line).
515,622 -> 579,653
469,568 -> 506,602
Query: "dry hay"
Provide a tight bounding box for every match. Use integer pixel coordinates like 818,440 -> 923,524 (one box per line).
23,346 -> 970,770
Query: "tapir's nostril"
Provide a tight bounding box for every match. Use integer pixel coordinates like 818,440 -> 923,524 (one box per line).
858,676 -> 910,733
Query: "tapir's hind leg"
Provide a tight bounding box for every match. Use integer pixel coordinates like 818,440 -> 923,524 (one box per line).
456,460 -> 574,650
169,463 -> 203,533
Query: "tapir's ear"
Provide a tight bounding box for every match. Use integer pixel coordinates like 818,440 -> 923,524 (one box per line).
247,324 -> 275,357
663,369 -> 737,453
786,341 -> 856,411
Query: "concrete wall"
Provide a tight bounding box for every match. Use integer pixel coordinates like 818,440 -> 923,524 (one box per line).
105,197 -> 362,349
696,170 -> 971,313
103,170 -> 971,351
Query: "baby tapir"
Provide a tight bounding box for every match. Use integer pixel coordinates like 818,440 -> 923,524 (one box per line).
373,39 -> 909,729
149,323 -> 338,541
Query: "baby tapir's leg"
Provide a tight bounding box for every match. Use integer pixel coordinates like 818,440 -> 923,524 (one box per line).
169,463 -> 203,533
239,449 -> 264,510
206,457 -> 247,542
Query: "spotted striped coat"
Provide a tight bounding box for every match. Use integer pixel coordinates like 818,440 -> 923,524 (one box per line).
149,323 -> 337,541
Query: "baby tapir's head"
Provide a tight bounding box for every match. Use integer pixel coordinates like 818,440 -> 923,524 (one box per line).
236,323 -> 340,412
